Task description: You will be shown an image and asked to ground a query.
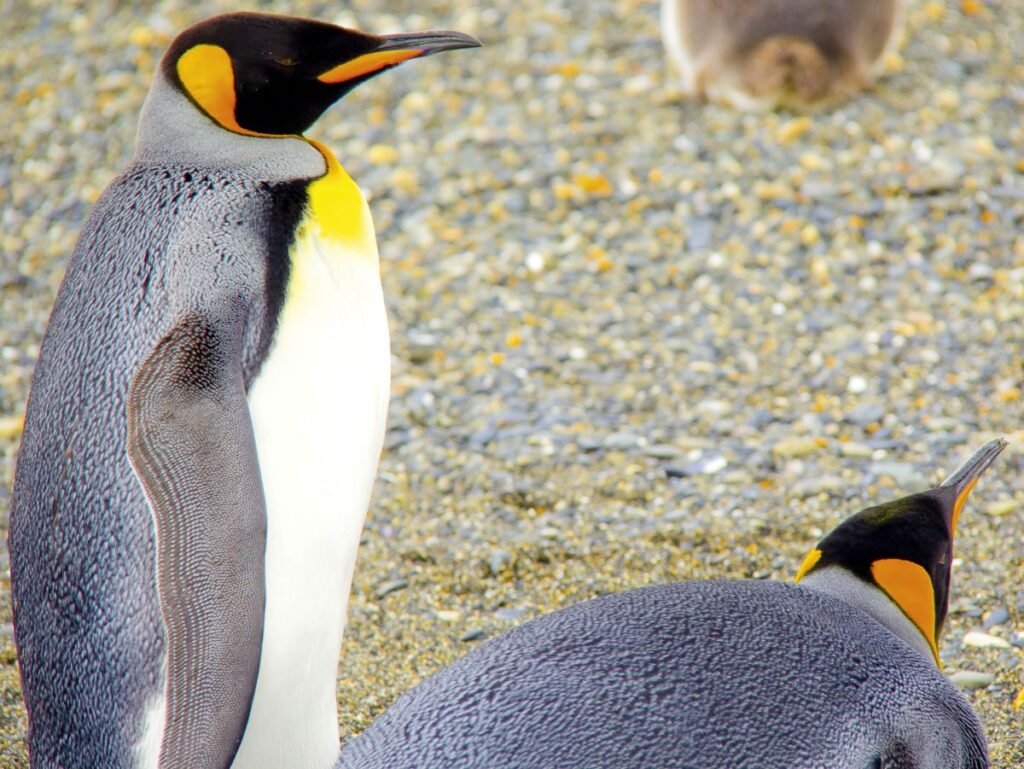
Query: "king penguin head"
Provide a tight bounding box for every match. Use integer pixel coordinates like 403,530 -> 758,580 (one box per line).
160,12 -> 481,136
794,438 -> 1007,665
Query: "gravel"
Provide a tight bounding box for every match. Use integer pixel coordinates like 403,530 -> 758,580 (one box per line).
1,0 -> 1023,765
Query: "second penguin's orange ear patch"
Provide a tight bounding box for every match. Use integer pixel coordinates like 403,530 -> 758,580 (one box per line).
870,558 -> 939,665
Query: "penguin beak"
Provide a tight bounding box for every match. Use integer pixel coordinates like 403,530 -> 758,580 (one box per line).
375,30 -> 483,56
939,437 -> 1008,533
317,31 -> 481,85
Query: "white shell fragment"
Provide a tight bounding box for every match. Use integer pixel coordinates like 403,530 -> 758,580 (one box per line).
962,631 -> 1011,650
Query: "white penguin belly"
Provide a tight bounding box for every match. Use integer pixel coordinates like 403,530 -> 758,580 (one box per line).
232,228 -> 390,769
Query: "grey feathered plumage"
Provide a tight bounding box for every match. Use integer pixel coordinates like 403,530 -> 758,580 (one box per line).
339,581 -> 986,769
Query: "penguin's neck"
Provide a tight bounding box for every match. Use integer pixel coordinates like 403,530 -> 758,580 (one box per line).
233,150 -> 390,769
135,71 -> 325,180
800,565 -> 938,666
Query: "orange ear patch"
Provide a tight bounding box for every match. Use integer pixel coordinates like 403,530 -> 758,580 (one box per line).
177,44 -> 254,135
871,558 -> 940,665
318,49 -> 423,84
794,548 -> 822,583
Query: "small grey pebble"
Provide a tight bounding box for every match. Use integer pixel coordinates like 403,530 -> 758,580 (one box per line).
666,455 -> 726,477
968,263 -> 994,284
495,606 -> 528,622
604,432 -> 641,450
662,508 -> 691,522
983,607 -> 1010,629
846,403 -> 885,426
469,425 -> 498,447
948,671 -> 995,690
487,549 -> 512,576
687,217 -> 714,250
385,430 -> 410,450
375,579 -> 409,599
643,443 -> 685,460
869,461 -> 926,490
936,60 -> 966,79
791,476 -> 844,499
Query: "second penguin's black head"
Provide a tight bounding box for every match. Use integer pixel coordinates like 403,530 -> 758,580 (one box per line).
161,12 -> 480,136
795,438 -> 1006,663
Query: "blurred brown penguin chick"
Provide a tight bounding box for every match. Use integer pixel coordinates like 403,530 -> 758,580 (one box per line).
661,0 -> 904,111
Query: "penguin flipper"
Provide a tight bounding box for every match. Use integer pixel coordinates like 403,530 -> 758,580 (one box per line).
127,313 -> 266,769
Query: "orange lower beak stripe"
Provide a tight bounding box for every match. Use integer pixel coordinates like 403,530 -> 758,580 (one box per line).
318,49 -> 423,84
950,477 -> 978,534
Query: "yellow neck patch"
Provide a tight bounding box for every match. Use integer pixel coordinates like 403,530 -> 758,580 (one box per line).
318,49 -> 422,84
871,558 -> 940,665
177,44 -> 259,135
303,139 -> 374,248
794,548 -> 822,583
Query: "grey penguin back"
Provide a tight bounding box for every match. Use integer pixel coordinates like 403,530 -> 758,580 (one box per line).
338,580 -> 986,769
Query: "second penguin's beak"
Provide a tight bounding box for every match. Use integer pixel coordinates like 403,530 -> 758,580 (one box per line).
939,437 -> 1008,533
317,31 -> 482,85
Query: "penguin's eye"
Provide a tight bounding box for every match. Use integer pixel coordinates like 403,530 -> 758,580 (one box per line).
274,56 -> 299,67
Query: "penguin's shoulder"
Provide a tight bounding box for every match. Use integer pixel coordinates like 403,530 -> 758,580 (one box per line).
69,162 -> 310,298
32,161 -> 315,417
73,162 -> 306,267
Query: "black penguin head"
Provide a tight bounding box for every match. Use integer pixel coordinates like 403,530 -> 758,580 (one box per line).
161,12 -> 480,136
795,438 -> 1006,663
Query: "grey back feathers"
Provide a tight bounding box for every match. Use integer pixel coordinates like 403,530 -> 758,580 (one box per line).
10,84 -> 318,766
662,0 -> 903,109
339,581 -> 986,769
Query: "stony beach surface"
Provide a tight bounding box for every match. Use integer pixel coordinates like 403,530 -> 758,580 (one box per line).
1,0 -> 1023,765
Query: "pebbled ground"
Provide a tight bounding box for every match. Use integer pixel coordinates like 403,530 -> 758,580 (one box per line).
0,0 -> 1022,765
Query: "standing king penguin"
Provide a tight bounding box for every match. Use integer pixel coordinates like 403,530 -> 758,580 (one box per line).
339,439 -> 1004,769
9,13 -> 478,769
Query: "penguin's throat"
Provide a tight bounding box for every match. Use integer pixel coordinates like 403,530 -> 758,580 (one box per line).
304,139 -> 376,248
799,566 -> 940,666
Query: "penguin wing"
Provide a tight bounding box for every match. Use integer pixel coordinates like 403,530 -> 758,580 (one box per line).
127,312 -> 266,769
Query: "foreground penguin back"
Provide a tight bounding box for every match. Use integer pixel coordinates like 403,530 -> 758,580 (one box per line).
340,440 -> 1004,769
338,581 -> 986,769
661,0 -> 903,109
